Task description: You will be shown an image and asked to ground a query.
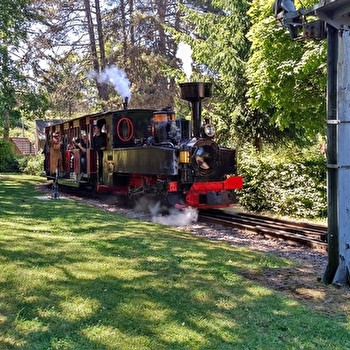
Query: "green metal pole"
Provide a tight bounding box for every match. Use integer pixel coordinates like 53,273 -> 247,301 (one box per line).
323,24 -> 339,284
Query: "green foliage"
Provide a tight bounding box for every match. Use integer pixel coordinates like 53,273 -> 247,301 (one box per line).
238,144 -> 327,218
22,153 -> 45,176
0,140 -> 44,175
19,90 -> 50,120
246,0 -> 327,139
173,0 -> 252,143
0,139 -> 18,172
175,0 -> 327,147
15,155 -> 28,172
0,0 -> 47,136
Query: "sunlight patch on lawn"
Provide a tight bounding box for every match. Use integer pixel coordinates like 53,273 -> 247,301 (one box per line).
82,325 -> 154,349
15,317 -> 48,335
60,296 -> 101,321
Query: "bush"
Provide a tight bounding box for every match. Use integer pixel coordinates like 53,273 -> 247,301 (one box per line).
0,139 -> 45,175
0,139 -> 19,172
16,156 -> 29,173
21,154 -> 45,176
238,144 -> 327,219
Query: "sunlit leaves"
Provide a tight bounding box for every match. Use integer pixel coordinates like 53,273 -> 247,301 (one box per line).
246,0 -> 327,138
0,0 -> 47,137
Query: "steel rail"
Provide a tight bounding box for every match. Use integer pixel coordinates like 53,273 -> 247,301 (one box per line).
198,210 -> 328,251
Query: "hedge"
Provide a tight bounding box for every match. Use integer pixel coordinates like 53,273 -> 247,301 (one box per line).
237,145 -> 327,219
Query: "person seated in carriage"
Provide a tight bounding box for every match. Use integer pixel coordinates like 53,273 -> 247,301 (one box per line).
75,134 -> 88,173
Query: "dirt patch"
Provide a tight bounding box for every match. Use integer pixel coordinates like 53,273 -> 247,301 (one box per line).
188,222 -> 350,318
240,255 -> 350,317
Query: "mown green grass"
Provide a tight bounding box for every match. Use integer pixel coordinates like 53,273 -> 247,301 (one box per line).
0,174 -> 349,349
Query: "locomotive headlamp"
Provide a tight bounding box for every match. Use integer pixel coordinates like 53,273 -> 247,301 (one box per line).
201,117 -> 215,138
203,124 -> 215,138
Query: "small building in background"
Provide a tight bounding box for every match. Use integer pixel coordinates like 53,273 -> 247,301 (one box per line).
9,137 -> 36,156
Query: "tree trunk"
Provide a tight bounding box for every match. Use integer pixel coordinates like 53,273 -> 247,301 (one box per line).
3,111 -> 10,141
95,0 -> 108,100
129,0 -> 134,47
121,0 -> 127,66
157,0 -> 170,91
95,0 -> 106,70
83,0 -> 108,102
2,39 -> 10,141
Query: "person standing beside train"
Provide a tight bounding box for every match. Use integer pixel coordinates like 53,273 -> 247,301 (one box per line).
92,125 -> 107,183
50,131 -> 63,175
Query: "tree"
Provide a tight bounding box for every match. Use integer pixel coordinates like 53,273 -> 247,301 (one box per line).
40,53 -> 88,119
171,0 -> 252,145
26,0 -> 186,114
171,0 -> 327,148
246,0 -> 327,139
25,0 -> 109,113
103,0 -> 181,109
83,0 -> 108,102
0,0 -> 39,140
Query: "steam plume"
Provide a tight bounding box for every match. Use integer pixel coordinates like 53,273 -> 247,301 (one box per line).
89,65 -> 131,100
176,42 -> 193,80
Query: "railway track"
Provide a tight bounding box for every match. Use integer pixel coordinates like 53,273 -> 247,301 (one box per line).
198,209 -> 328,251
44,180 -> 328,251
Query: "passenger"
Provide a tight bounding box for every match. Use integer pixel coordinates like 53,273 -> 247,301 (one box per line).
93,125 -> 106,151
75,134 -> 87,172
50,131 -> 63,175
93,125 -> 107,183
67,141 -> 75,172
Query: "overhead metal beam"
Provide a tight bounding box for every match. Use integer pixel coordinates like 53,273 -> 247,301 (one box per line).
312,0 -> 350,30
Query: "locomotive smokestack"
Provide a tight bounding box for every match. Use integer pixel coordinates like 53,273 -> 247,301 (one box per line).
123,96 -> 129,109
179,82 -> 212,137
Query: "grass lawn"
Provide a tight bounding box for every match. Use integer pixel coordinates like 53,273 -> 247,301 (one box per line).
0,173 -> 349,349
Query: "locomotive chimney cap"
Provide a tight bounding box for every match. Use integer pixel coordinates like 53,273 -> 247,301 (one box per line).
123,96 -> 129,109
179,82 -> 212,102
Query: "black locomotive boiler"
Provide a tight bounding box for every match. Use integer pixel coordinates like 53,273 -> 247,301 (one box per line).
44,82 -> 243,209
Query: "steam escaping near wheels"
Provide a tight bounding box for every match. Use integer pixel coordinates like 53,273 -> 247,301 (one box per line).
152,207 -> 198,226
133,195 -> 198,226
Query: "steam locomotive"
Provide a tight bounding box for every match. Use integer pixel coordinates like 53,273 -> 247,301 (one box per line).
44,82 -> 243,209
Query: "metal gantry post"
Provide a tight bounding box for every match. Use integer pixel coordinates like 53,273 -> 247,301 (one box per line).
274,0 -> 350,285
313,0 -> 350,285
328,31 -> 350,285
323,24 -> 339,284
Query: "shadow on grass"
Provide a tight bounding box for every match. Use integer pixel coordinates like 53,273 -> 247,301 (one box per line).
0,174 -> 349,350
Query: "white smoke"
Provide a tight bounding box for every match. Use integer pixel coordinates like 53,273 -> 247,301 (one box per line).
89,65 -> 131,100
152,207 -> 198,226
134,196 -> 198,227
176,42 -> 193,80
